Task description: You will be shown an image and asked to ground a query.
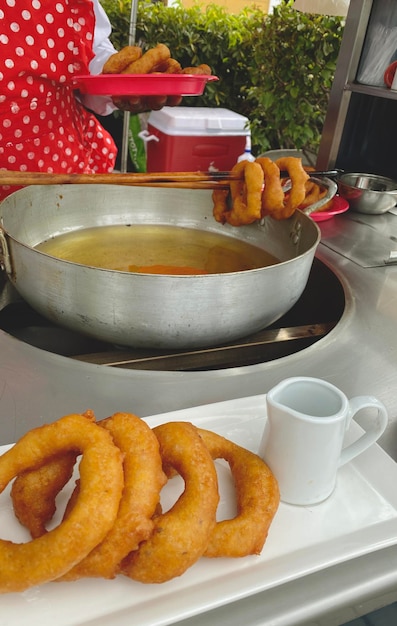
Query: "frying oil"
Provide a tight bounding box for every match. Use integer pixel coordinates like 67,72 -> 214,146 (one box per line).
36,224 -> 279,274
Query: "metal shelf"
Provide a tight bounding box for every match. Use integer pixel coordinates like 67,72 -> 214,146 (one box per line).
346,82 -> 397,99
317,0 -> 397,172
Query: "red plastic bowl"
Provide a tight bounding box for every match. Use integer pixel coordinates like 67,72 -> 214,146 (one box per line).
73,74 -> 219,96
310,196 -> 349,222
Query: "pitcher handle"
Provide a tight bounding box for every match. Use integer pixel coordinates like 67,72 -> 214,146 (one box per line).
339,396 -> 388,467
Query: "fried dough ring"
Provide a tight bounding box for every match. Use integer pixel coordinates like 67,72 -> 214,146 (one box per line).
154,58 -> 182,74
255,157 -> 285,217
274,157 -> 310,219
59,413 -> 166,581
121,421 -> 219,583
299,180 -> 329,210
123,43 -> 171,74
11,410 -> 95,539
198,428 -> 280,558
212,188 -> 230,224
102,45 -> 143,74
11,450 -> 78,539
226,160 -> 264,226
0,414 -> 123,593
182,64 -> 212,75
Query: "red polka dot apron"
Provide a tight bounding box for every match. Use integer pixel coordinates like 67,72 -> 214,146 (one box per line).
0,0 -> 117,200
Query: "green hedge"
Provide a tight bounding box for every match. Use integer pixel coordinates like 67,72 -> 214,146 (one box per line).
100,0 -> 344,156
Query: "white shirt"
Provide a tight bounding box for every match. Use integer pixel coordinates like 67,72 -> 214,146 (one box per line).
81,0 -> 118,115
91,0 -> 118,75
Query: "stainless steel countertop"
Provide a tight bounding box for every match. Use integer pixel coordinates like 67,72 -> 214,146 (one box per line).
1,209 -> 397,624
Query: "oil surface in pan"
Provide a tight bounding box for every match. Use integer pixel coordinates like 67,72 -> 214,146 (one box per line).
36,224 -> 280,274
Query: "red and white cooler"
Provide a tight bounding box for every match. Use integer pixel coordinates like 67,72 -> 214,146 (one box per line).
141,107 -> 250,172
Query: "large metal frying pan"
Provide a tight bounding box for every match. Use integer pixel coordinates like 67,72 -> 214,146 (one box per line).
0,185 -> 320,349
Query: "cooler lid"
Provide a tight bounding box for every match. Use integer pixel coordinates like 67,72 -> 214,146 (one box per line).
148,106 -> 250,136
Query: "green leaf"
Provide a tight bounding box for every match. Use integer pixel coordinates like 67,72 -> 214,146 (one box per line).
100,0 -> 344,157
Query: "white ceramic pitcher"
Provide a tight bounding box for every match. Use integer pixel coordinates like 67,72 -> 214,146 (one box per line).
259,377 -> 388,505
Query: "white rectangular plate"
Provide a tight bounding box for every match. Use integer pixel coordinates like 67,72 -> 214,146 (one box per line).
1,394 -> 397,625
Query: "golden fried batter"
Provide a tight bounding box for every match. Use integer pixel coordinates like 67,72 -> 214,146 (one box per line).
274,156 -> 309,219
0,414 -> 123,593
59,413 -> 166,581
212,188 -> 230,224
255,156 -> 285,217
182,64 -> 212,75
11,451 -> 78,538
11,410 -> 96,538
102,45 -> 142,74
121,422 -> 219,583
198,428 -> 280,557
226,160 -> 264,226
154,58 -> 182,74
122,43 -> 171,74
299,179 -> 329,210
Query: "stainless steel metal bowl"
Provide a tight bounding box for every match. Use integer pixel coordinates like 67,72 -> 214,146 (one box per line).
338,173 -> 397,214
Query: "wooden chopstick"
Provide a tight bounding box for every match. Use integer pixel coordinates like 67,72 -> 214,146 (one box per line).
0,168 -> 323,189
0,170 -> 238,188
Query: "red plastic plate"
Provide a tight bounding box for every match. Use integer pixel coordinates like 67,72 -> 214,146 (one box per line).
310,196 -> 349,222
73,74 -> 219,96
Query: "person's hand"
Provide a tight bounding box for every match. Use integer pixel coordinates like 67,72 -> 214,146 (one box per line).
112,94 -> 182,114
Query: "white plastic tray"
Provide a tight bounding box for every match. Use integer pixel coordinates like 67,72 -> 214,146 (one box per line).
1,394 -> 397,625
